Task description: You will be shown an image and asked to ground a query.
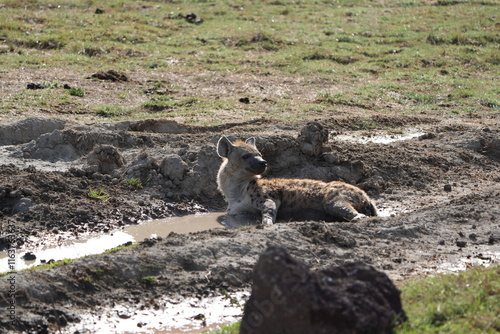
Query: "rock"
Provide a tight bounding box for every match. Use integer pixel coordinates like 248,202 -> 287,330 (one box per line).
323,152 -> 339,164
240,246 -> 406,334
298,122 -> 328,156
13,198 -> 34,214
419,133 -> 436,140
479,135 -> 500,161
488,233 -> 500,245
26,83 -> 44,90
456,240 -> 467,248
159,155 -> 188,184
22,188 -> 34,196
184,13 -> 204,24
87,144 -> 126,174
22,252 -> 37,261
444,184 -> 452,192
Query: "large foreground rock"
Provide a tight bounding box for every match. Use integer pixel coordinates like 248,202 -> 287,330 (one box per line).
241,246 -> 406,334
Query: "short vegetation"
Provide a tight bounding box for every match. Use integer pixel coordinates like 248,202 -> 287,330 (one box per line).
0,0 -> 497,121
87,187 -> 110,201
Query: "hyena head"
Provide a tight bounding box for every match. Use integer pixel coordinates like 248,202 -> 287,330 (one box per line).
217,136 -> 268,176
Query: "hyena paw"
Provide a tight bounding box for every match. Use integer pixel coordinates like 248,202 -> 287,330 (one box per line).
261,217 -> 274,226
351,213 -> 367,221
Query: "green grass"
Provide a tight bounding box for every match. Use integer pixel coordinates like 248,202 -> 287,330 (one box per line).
0,0 -> 497,122
87,187 -> 111,201
202,322 -> 240,334
397,265 -> 500,333
140,275 -> 158,285
103,242 -> 137,254
68,87 -> 85,97
94,105 -> 135,118
0,258 -> 77,277
204,266 -> 500,334
0,242 -> 139,277
126,178 -> 143,190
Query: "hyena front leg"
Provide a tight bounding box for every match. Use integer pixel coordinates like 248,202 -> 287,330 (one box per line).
260,198 -> 280,225
324,201 -> 366,221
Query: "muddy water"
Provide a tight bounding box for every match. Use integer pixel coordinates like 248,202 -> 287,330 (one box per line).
67,292 -> 247,334
333,131 -> 425,144
0,212 -> 224,272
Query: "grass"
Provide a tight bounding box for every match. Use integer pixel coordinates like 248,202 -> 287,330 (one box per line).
126,178 -> 143,190
87,187 -> 110,201
203,322 -> 240,334
0,242 -> 138,277
204,265 -> 500,334
0,258 -> 76,277
0,0 -> 497,122
103,242 -> 137,254
68,87 -> 85,97
140,275 -> 158,285
397,265 -> 500,333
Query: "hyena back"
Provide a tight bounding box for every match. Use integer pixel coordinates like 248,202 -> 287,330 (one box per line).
216,136 -> 377,225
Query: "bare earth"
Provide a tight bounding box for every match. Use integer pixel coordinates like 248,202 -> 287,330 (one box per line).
0,70 -> 499,333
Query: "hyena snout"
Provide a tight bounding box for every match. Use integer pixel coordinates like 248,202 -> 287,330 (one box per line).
246,156 -> 267,175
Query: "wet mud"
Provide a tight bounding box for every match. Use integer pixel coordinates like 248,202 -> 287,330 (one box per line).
0,114 -> 499,333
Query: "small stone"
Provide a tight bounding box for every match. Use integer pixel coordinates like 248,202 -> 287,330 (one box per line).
47,315 -> 57,323
323,152 -> 339,164
58,315 -> 68,326
22,188 -> 34,196
444,184 -> 452,192
9,190 -> 21,198
300,143 -> 314,155
22,252 -> 37,261
27,82 -> 44,90
13,198 -> 34,214
456,240 -> 467,248
438,240 -> 445,245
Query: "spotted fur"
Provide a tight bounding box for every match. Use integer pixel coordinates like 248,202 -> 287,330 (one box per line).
217,136 -> 377,225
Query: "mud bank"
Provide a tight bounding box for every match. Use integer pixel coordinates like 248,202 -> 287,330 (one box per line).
0,114 -> 499,332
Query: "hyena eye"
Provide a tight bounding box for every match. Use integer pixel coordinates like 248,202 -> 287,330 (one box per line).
242,153 -> 251,160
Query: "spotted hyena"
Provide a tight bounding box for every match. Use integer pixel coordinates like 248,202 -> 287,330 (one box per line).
216,136 -> 377,226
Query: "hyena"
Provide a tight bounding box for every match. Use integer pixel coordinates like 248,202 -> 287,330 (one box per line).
216,136 -> 377,226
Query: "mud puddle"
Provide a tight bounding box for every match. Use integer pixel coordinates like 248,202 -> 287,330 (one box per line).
435,248 -> 500,274
67,292 -> 247,334
333,130 -> 426,144
1,212 -> 224,272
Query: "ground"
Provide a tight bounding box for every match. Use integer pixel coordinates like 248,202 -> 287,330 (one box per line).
0,108 -> 498,333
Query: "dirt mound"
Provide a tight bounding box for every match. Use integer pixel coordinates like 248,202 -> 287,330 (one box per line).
241,247 -> 406,334
88,70 -> 128,82
0,118 -> 65,145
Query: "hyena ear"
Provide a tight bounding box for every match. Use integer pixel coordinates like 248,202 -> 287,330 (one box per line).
245,137 -> 256,148
217,136 -> 234,158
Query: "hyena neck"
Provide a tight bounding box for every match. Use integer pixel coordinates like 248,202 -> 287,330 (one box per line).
217,160 -> 259,204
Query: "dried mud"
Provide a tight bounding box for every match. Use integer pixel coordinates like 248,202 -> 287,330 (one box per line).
0,113 -> 499,333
